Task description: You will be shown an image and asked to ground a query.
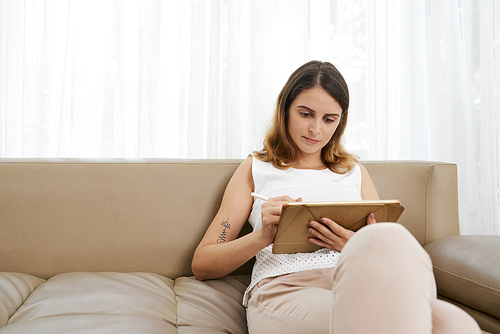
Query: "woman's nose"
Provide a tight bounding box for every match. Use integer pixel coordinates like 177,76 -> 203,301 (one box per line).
309,121 -> 321,135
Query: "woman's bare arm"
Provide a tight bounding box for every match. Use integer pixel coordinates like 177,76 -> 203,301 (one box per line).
192,157 -> 269,280
359,164 -> 380,200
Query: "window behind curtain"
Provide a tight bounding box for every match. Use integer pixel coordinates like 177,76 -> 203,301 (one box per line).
1,0 -> 498,234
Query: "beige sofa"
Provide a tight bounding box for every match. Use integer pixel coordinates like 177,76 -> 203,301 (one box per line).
0,159 -> 498,333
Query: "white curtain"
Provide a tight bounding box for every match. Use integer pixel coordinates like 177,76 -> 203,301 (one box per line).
1,0 -> 499,235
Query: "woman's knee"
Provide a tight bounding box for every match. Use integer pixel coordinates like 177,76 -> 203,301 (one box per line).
338,222 -> 434,288
344,222 -> 423,257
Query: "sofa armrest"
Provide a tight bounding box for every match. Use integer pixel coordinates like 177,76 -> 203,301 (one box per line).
424,235 -> 500,321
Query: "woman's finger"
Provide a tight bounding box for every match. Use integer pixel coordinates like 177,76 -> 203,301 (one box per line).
367,212 -> 377,225
308,218 -> 355,251
318,218 -> 353,239
308,236 -> 331,249
308,223 -> 330,243
268,195 -> 296,203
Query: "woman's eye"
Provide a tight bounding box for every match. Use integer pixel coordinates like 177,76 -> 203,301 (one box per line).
324,117 -> 335,124
300,112 -> 312,118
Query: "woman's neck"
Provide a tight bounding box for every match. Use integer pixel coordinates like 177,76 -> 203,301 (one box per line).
294,155 -> 326,170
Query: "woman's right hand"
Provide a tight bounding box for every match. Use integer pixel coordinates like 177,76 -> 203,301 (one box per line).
260,195 -> 302,246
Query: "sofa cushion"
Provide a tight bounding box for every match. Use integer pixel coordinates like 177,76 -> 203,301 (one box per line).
2,272 -> 177,333
0,272 -> 250,334
0,273 -> 45,328
425,235 -> 500,319
175,275 -> 250,334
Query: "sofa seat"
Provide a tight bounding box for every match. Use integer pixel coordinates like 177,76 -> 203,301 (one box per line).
0,272 -> 250,334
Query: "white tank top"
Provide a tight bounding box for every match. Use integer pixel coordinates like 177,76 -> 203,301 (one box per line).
243,156 -> 362,306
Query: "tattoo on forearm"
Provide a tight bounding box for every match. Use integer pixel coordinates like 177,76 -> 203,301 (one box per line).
217,219 -> 230,244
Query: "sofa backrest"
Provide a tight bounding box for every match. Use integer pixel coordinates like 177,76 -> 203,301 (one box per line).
0,159 -> 459,279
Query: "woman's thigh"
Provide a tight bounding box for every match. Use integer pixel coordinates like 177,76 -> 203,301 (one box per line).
247,268 -> 335,334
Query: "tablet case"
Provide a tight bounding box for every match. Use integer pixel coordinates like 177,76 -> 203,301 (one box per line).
272,200 -> 405,254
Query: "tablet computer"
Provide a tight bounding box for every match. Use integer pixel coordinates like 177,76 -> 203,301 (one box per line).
272,200 -> 405,254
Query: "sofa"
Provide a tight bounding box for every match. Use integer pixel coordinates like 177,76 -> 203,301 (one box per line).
0,158 -> 498,334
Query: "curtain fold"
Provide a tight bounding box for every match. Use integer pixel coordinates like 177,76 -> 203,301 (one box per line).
0,0 -> 498,234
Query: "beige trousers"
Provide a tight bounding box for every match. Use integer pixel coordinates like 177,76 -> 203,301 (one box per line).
247,223 -> 481,334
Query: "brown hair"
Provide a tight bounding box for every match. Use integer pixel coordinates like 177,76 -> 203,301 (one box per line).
254,60 -> 357,173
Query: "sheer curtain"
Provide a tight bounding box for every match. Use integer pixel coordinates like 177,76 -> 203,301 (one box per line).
363,0 -> 500,235
0,0 -> 498,234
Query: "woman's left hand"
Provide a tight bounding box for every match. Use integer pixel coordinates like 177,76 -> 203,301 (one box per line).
308,213 -> 376,252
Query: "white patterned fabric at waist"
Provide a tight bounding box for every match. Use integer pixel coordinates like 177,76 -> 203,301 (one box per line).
242,245 -> 340,306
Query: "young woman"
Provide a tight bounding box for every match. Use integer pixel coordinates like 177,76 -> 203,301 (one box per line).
192,61 -> 480,333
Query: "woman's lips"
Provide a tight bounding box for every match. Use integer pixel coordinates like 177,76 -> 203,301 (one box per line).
304,136 -> 319,144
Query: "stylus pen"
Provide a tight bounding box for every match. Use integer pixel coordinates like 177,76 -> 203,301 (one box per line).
251,192 -> 270,201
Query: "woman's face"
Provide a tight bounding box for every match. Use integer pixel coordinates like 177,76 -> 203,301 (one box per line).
287,86 -> 342,162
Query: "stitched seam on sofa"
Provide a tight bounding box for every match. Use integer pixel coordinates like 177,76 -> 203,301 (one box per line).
423,164 -> 434,245
0,158 -> 244,165
437,294 -> 500,323
5,280 -> 46,326
173,279 -> 179,329
360,161 -> 452,166
434,266 -> 500,295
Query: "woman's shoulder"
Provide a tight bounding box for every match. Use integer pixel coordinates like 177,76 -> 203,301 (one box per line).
247,154 -> 273,170
356,163 -> 380,200
223,156 -> 254,198
235,155 -> 253,175
356,162 -> 369,175
330,161 -> 361,175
